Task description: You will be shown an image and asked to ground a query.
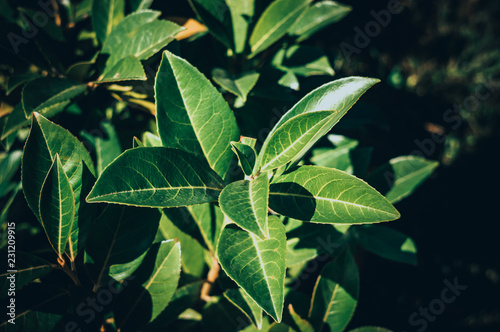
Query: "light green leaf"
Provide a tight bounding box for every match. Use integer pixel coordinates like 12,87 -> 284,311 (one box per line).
226,0 -> 256,53
217,216 -> 287,322
353,225 -> 417,265
231,141 -> 257,176
212,68 -> 260,102
155,51 -> 240,179
249,0 -> 310,57
92,0 -> 125,43
0,252 -> 54,294
87,147 -> 225,208
278,71 -> 300,91
85,205 -> 160,287
220,172 -> 269,239
188,203 -> 225,253
100,56 -> 146,82
224,288 -> 263,329
310,135 -> 359,173
188,0 -> 233,49
269,166 -> 400,224
259,111 -> 336,172
289,304 -> 314,332
257,77 -> 380,172
367,156 -> 439,204
102,11 -> 183,68
348,326 -> 392,332
115,240 -> 181,330
142,131 -> 162,147
39,155 -> 76,256
308,249 -> 359,332
22,78 -> 87,118
22,113 -> 96,260
274,45 -> 334,77
289,0 -> 351,41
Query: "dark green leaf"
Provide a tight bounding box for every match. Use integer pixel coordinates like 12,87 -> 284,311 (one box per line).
231,141 -> 257,176
269,166 -> 400,224
249,0 -> 310,57
0,150 -> 21,198
22,113 -> 96,259
155,51 -> 240,179
224,288 -> 263,329
188,0 -> 234,49
0,252 -> 53,294
94,122 -> 122,175
22,78 -> 87,118
289,0 -> 351,41
1,104 -> 30,140
226,0 -> 256,53
353,225 -> 417,265
115,240 -> 181,331
288,304 -> 314,332
87,147 -> 224,207
220,172 -> 270,239
39,154 -> 75,256
348,327 -> 392,332
367,156 -> 439,204
308,249 -> 359,332
92,0 -> 125,43
310,135 -> 359,173
212,68 -> 260,102
85,205 -> 160,287
217,216 -> 287,322
6,73 -> 41,95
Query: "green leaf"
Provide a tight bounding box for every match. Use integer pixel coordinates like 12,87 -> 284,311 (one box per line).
217,216 -> 287,322
289,0 -> 351,41
102,11 -> 183,68
188,0 -> 233,49
226,0 -> 256,53
269,166 -> 400,224
274,45 -> 334,77
143,281 -> 203,330
94,122 -> 122,175
6,73 -> 41,95
348,327 -> 392,332
87,147 -> 224,208
22,113 -> 96,259
0,149 -> 21,198
257,77 -> 380,171
22,78 -> 87,118
231,141 -> 257,176
224,288 -> 263,329
212,68 -> 260,102
85,205 -> 160,287
155,51 -> 240,179
353,225 -> 417,265
128,0 -> 154,12
258,110 -> 336,172
142,131 -> 162,147
0,252 -> 53,294
115,240 -> 181,331
367,156 -> 439,204
288,304 -> 314,332
92,0 -> 125,43
220,172 -> 270,239
278,71 -> 300,91
0,284 -> 69,331
100,56 -> 146,82
188,204 -> 225,253
310,135 -> 359,173
308,249 -> 359,332
157,212 -> 206,278
249,0 -> 310,57
1,104 -> 30,140
39,154 -> 76,256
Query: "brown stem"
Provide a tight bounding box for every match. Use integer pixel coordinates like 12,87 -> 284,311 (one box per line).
57,255 -> 81,286
200,254 -> 220,302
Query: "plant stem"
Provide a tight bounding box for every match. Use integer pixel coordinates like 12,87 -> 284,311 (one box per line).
57,255 -> 81,286
200,253 -> 220,302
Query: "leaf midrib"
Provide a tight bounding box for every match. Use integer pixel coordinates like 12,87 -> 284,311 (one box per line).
88,185 -> 223,201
